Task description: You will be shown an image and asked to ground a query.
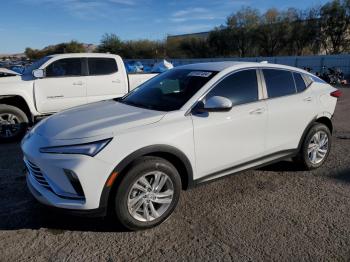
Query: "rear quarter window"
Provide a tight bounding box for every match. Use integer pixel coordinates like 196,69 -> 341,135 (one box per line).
293,72 -> 307,92
308,74 -> 327,84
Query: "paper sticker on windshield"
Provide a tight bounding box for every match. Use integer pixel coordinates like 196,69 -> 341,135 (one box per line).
188,71 -> 212,77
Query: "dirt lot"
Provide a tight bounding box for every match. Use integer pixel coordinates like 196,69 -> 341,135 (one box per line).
0,89 -> 350,261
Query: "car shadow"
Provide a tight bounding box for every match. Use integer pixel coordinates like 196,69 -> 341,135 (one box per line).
328,168 -> 350,183
258,160 -> 306,172
0,196 -> 130,233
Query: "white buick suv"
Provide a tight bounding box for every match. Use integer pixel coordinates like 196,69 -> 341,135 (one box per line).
22,62 -> 340,230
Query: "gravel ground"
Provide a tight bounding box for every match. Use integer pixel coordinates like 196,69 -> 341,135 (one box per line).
0,88 -> 350,261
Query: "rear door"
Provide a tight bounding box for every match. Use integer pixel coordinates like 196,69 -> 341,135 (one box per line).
262,69 -> 317,154
192,69 -> 268,179
85,57 -> 125,103
34,58 -> 87,113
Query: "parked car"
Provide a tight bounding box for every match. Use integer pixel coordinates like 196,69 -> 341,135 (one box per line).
22,62 -> 340,230
0,53 -> 157,142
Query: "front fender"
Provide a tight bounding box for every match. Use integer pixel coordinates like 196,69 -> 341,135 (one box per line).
0,77 -> 38,115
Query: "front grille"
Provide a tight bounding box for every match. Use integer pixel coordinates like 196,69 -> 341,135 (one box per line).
24,158 -> 85,201
24,158 -> 51,189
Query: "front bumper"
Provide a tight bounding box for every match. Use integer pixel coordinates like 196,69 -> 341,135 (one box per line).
26,175 -> 108,217
22,133 -> 116,212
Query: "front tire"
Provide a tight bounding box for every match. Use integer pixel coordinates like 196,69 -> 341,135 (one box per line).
0,104 -> 29,143
114,156 -> 181,230
298,123 -> 331,170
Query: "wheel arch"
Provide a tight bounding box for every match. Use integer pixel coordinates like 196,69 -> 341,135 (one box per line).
99,145 -> 194,213
315,116 -> 333,134
297,116 -> 333,151
0,95 -> 33,123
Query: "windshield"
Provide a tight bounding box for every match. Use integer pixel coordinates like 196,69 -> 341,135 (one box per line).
23,56 -> 51,75
119,69 -> 217,111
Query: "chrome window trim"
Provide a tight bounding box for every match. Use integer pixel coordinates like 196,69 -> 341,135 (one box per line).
259,67 -> 313,100
185,67 -> 262,116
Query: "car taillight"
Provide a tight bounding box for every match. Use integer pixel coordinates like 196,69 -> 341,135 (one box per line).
330,90 -> 342,98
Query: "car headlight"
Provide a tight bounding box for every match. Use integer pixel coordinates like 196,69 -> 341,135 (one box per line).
39,138 -> 112,157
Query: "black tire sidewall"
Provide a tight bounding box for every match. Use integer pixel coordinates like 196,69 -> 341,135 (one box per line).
114,157 -> 182,230
0,104 -> 29,142
301,123 -> 332,170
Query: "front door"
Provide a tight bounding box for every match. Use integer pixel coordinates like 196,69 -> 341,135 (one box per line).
34,58 -> 87,114
191,69 -> 267,180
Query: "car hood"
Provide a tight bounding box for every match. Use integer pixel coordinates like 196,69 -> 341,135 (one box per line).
0,68 -> 21,76
0,74 -> 33,84
34,100 -> 166,140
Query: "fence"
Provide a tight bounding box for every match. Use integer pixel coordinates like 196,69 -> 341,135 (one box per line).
125,54 -> 350,77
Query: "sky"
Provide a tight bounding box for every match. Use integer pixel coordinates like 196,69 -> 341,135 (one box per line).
0,0 -> 329,54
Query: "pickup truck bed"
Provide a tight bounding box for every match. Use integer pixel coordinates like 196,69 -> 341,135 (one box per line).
128,73 -> 158,91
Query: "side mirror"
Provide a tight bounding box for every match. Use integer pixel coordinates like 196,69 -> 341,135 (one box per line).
32,69 -> 44,78
194,96 -> 232,113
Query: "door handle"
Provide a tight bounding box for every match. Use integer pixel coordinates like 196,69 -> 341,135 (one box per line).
303,97 -> 312,102
112,80 -> 121,83
249,108 -> 265,115
73,81 -> 83,86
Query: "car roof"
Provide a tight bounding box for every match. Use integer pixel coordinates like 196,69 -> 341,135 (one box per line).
177,61 -> 255,71
47,53 -> 120,58
177,61 -> 308,74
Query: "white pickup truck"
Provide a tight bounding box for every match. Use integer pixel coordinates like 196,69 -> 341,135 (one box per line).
0,53 -> 157,142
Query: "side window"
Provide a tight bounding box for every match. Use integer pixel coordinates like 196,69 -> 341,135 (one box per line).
206,70 -> 259,106
293,72 -> 307,92
46,58 -> 82,77
263,69 -> 296,98
88,58 -> 118,75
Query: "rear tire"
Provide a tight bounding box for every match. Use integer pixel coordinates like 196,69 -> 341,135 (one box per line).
298,123 -> 331,170
114,156 -> 181,231
0,104 -> 29,143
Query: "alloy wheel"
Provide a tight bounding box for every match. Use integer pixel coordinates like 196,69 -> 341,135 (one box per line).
307,130 -> 329,164
127,171 -> 174,222
0,113 -> 21,138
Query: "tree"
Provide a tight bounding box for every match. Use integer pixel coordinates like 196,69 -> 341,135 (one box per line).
97,33 -> 124,54
178,37 -> 212,58
25,41 -> 86,60
208,28 -> 236,57
256,8 -> 289,56
226,7 -> 260,57
320,0 -> 350,54
122,40 -> 165,59
51,41 -> 85,54
24,47 -> 46,60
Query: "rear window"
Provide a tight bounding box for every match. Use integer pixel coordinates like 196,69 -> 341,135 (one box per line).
263,69 -> 296,98
88,58 -> 118,75
293,72 -> 307,92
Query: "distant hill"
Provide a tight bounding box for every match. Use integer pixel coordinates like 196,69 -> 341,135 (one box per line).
0,53 -> 25,59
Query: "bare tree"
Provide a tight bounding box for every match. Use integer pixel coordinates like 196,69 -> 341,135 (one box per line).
320,0 -> 350,54
226,7 -> 260,57
256,9 -> 288,56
